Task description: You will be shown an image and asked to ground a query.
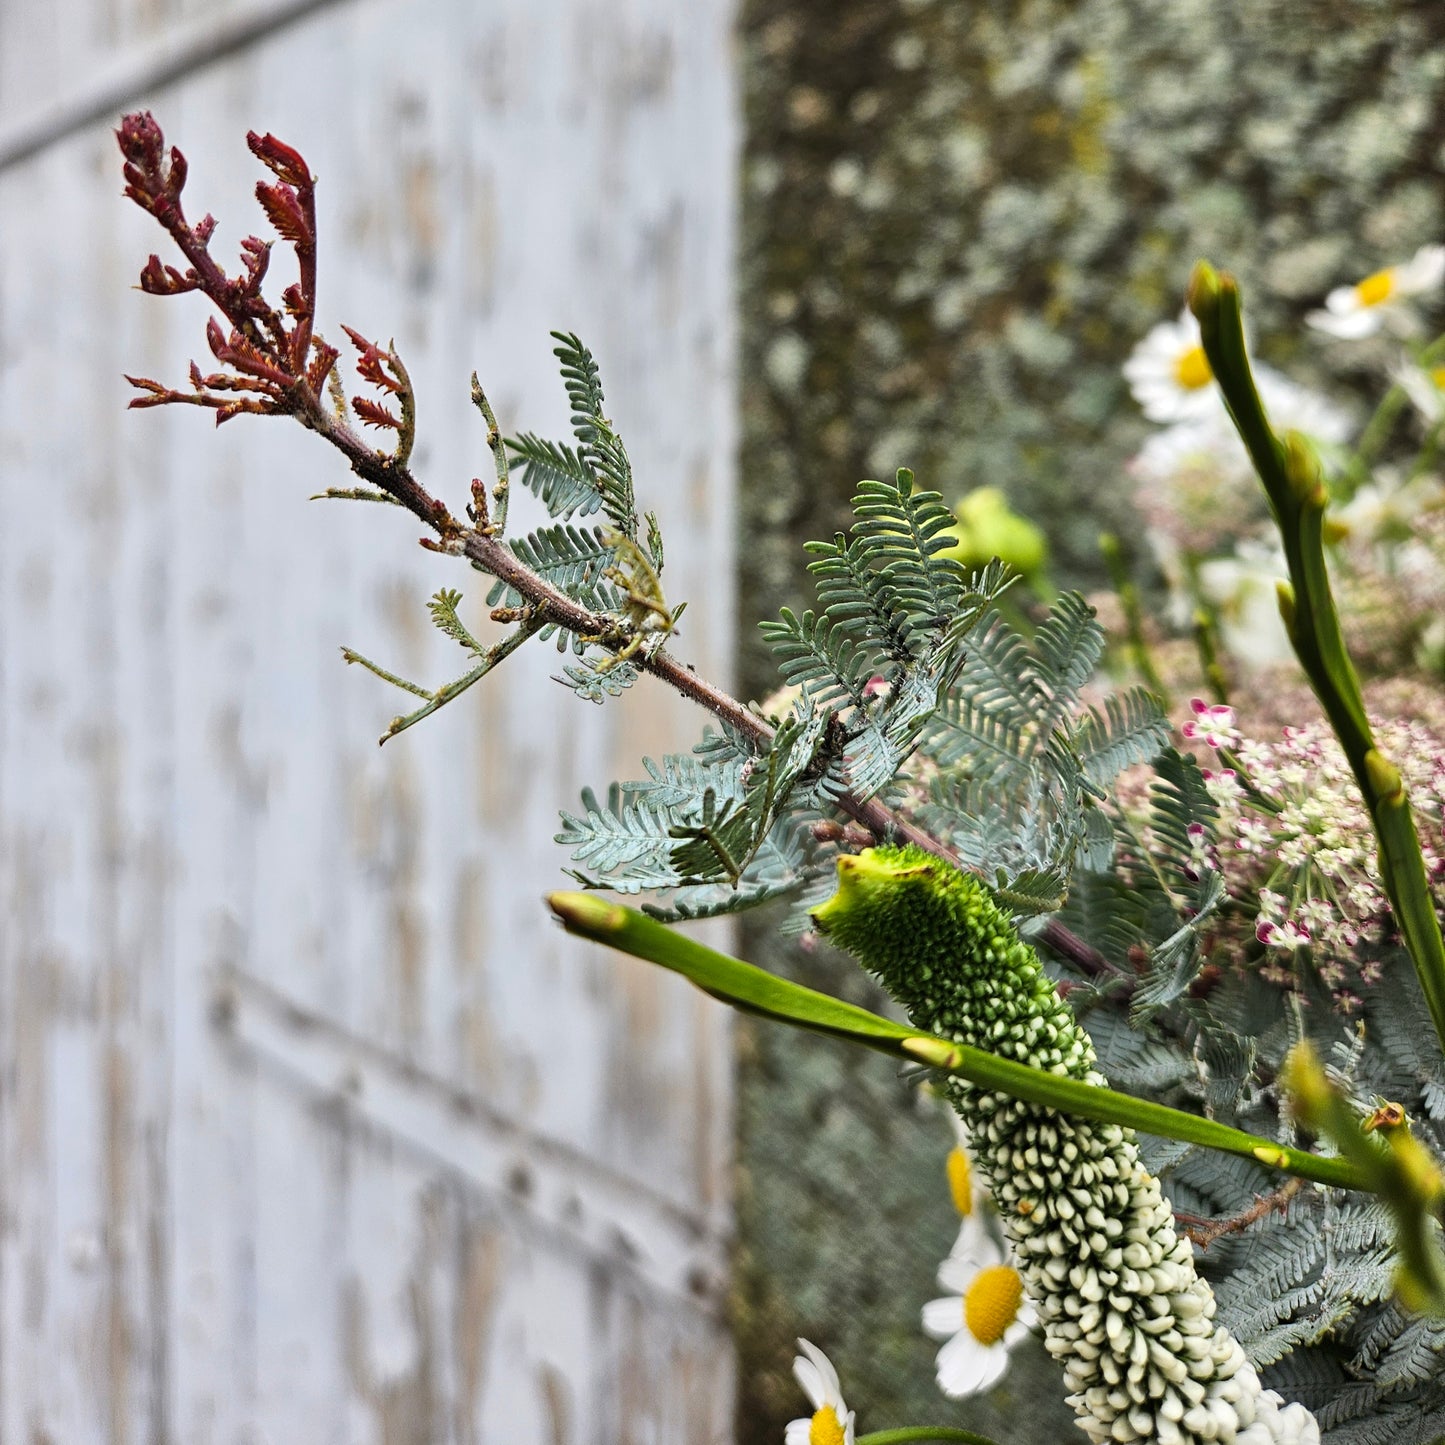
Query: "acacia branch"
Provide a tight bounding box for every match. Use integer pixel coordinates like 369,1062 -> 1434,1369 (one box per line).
1174,1178 -> 1304,1250
118,111 -> 1115,983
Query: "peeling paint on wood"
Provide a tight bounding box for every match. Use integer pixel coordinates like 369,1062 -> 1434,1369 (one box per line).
0,0 -> 738,1439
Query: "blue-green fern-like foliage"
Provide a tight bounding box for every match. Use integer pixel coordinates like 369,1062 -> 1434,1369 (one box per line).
559,466 -> 1014,919
347,334 -> 1443,1435
1056,799 -> 1445,1439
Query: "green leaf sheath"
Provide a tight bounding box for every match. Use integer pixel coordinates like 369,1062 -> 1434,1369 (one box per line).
811,846 -> 1319,1445
545,891 -> 1364,1189
857,1430 -> 1005,1445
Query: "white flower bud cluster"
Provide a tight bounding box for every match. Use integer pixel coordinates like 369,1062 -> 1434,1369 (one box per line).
955,1083 -> 1318,1445
812,848 -> 1321,1445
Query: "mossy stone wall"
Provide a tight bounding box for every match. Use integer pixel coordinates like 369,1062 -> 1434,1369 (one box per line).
735,2 -> 1445,1439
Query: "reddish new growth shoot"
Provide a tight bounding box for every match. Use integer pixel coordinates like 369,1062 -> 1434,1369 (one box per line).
116,111 -> 443,528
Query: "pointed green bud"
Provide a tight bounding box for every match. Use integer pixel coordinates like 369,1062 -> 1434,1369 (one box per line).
547,891 -> 629,937
1394,1261 -> 1433,1315
1281,1040 -> 1330,1128
1364,749 -> 1404,806
1186,260 -> 1221,326
1282,430 -> 1327,509
1392,1130 -> 1445,1206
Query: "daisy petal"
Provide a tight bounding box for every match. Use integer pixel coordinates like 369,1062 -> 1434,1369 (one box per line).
1306,307 -> 1380,340
939,1234 -> 1002,1293
922,1295 -> 965,1340
936,1329 -> 1010,1399
1399,243 -> 1445,293
792,1357 -> 825,1410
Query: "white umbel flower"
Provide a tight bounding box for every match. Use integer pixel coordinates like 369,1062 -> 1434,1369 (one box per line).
785,1340 -> 856,1445
1307,244 -> 1445,339
1124,309 -> 1221,422
922,1234 -> 1037,1398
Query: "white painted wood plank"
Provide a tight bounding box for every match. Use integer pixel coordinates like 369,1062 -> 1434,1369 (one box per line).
0,0 -> 738,1439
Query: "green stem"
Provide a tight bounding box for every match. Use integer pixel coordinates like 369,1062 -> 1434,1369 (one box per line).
859,1430 -> 1003,1445
340,647 -> 433,698
1190,261 -> 1445,1063
1191,604 -> 1230,706
1100,532 -> 1169,702
379,618 -> 541,743
1338,330 -> 1445,499
549,892 -> 1371,1193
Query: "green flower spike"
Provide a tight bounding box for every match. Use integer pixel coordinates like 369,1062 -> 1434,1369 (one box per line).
813,846 -> 1321,1445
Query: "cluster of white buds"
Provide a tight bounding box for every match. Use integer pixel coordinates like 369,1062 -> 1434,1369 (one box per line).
813,846 -> 1320,1445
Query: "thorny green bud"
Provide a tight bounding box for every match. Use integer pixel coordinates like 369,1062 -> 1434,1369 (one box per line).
1364,749 -> 1405,807
813,846 -> 1320,1445
1281,431 -> 1327,510
1275,580 -> 1298,643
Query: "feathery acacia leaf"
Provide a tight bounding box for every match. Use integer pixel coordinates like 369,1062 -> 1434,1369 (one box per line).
760,607 -> 875,711
427,588 -> 483,653
486,524 -> 623,613
507,432 -> 603,519
1071,686 -> 1171,789
552,331 -> 638,537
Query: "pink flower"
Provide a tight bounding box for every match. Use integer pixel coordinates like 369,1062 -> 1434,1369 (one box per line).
1181,697 -> 1239,750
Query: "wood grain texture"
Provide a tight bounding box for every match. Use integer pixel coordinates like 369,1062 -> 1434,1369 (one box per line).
0,1 -> 738,1440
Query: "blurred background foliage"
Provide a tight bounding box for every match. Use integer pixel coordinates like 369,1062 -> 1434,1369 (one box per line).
733,1 -> 1445,1438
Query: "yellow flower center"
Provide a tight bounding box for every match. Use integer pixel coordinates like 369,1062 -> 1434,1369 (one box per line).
947,1145 -> 974,1216
964,1265 -> 1025,1346
1429,365 -> 1445,391
1355,267 -> 1396,308
809,1405 -> 847,1445
1173,345 -> 1212,391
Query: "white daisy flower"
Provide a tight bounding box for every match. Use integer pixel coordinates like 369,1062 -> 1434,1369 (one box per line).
945,1128 -> 997,1267
1306,243 -> 1445,339
785,1340 -> 856,1445
1196,538 -> 1295,667
1393,358 -> 1445,423
921,1234 -> 1036,1399
1253,365 -> 1354,446
1124,308 -> 1221,423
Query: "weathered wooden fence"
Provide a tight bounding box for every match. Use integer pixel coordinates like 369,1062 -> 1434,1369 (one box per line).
0,2 -> 738,1440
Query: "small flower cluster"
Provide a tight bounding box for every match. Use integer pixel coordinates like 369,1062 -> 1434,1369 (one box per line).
1183,702 -> 1445,1004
